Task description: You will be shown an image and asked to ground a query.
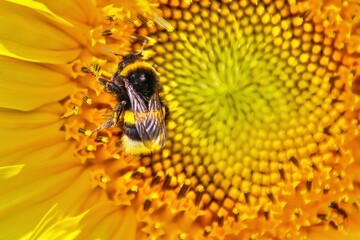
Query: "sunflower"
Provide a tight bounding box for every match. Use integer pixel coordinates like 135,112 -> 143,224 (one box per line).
1,0 -> 360,239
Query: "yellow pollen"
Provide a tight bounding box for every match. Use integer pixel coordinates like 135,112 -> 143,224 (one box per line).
128,185 -> 139,194
99,176 -> 110,183
178,233 -> 188,240
86,145 -> 96,152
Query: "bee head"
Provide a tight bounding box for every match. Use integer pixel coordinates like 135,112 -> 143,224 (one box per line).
125,67 -> 159,98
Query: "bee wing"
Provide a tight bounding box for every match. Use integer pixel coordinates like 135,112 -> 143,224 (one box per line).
124,81 -> 166,148
142,94 -> 166,147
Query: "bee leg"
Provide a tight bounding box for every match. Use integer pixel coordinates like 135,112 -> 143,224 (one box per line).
87,64 -> 120,93
92,101 -> 126,133
97,77 -> 109,86
113,100 -> 126,125
96,78 -> 122,94
92,120 -> 116,133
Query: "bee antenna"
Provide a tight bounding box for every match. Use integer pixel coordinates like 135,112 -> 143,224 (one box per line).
101,47 -> 124,57
135,39 -> 148,56
101,40 -> 147,57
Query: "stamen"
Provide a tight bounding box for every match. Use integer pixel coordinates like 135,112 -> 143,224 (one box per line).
120,16 -> 141,26
177,180 -> 191,199
302,10 -> 312,21
83,96 -> 92,105
217,212 -> 224,227
333,171 -> 343,180
127,185 -> 139,195
329,76 -> 340,93
95,136 -> 109,143
293,208 -> 301,217
162,170 -> 173,191
341,196 -> 349,204
264,207 -> 270,220
278,166 -> 286,180
86,145 -> 96,152
353,201 -> 360,210
333,149 -> 342,156
289,156 -> 300,168
203,226 -> 211,237
107,15 -> 118,21
195,186 -> 204,206
266,189 -> 275,202
310,162 -> 319,171
323,184 -> 330,194
150,172 -> 163,187
101,28 -> 117,36
233,208 -> 239,222
78,128 -> 92,136
61,106 -> 79,118
244,189 -> 250,204
323,126 -> 332,136
317,213 -> 327,221
131,167 -> 146,178
306,176 -> 313,192
144,198 -> 152,211
99,175 -> 110,184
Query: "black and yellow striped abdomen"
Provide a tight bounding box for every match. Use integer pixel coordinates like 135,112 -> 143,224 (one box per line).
122,110 -> 162,155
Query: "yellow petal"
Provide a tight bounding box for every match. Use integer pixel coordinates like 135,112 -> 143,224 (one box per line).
78,202 -> 136,240
36,0 -> 96,24
0,164 -> 24,179
0,56 -> 75,111
0,163 -> 85,239
4,0 -> 94,46
0,1 -> 81,63
20,204 -> 88,240
0,104 -> 62,130
0,103 -> 66,165
4,0 -> 74,27
0,122 -> 65,158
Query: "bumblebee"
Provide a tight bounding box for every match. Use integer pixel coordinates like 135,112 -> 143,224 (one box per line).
92,51 -> 167,155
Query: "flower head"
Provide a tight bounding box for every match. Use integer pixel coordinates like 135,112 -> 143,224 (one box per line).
1,0 -> 360,239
